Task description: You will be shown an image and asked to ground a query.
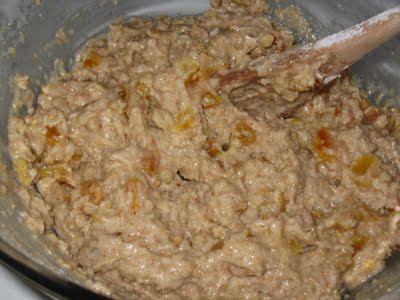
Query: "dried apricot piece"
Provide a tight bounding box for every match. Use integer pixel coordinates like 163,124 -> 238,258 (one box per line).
232,120 -> 257,146
362,259 -> 377,271
352,235 -> 368,251
204,137 -> 221,158
334,105 -> 342,117
185,67 -> 215,89
185,70 -> 201,89
175,237 -> 183,246
201,92 -> 223,109
257,187 -> 271,195
38,165 -> 70,179
45,126 -> 60,146
211,240 -> 224,251
351,154 -> 376,176
70,152 -> 82,162
124,177 -> 139,193
289,117 -> 303,124
80,180 -> 104,205
289,238 -> 304,254
141,151 -> 160,176
363,107 -> 382,124
315,128 -> 333,149
359,96 -> 382,124
83,50 -> 101,68
175,108 -> 195,131
359,96 -> 372,111
354,178 -> 373,188
15,158 -> 30,186
131,198 -> 140,212
314,128 -> 336,162
318,151 -> 336,163
135,82 -> 150,98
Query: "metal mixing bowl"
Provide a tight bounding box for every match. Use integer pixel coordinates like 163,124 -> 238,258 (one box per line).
0,0 -> 399,299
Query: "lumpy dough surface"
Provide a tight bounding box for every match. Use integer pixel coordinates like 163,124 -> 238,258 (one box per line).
9,1 -> 400,299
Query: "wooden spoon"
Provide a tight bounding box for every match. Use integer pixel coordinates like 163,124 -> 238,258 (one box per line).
220,6 -> 400,91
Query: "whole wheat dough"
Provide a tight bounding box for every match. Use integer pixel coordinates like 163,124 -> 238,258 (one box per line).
9,1 -> 400,299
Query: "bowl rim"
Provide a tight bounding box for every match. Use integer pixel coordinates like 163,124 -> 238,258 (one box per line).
0,237 -> 110,300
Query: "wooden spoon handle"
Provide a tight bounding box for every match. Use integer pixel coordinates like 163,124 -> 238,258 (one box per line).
316,6 -> 400,82
220,6 -> 400,90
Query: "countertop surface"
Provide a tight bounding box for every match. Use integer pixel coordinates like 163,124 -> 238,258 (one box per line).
0,263 -> 46,300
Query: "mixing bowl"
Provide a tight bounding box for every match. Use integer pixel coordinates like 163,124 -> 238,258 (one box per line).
0,0 -> 399,299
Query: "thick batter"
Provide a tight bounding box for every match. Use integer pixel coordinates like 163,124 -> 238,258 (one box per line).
8,0 -> 400,299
